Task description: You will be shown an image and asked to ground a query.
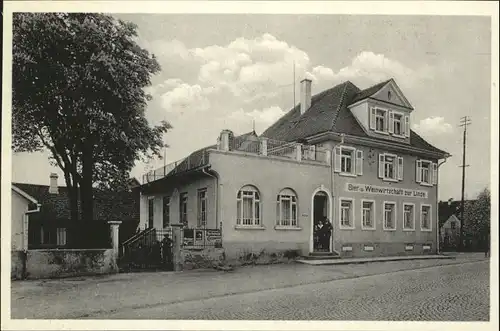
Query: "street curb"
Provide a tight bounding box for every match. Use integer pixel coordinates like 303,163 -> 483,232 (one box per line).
296,255 -> 455,265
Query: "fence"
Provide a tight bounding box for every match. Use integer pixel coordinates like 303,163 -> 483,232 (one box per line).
231,135 -> 261,154
142,149 -> 209,184
267,139 -> 296,159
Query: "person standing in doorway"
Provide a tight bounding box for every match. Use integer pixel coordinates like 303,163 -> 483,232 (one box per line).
321,217 -> 333,252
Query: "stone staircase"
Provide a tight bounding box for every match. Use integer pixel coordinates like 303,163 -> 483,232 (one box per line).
301,251 -> 341,260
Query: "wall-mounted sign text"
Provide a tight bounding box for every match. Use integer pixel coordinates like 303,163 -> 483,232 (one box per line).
345,183 -> 428,199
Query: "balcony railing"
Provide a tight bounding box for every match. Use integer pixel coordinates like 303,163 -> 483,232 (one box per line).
142,149 -> 209,184
142,131 -> 331,184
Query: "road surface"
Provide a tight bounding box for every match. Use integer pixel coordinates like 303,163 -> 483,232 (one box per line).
93,260 -> 489,320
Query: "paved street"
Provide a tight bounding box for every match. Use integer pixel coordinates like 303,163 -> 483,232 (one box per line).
11,254 -> 489,320
96,260 -> 490,320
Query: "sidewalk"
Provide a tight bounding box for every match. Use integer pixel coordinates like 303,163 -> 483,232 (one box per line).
297,254 -> 454,265
10,253 -> 487,319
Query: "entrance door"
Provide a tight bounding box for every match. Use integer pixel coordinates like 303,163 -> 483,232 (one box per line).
313,192 -> 330,252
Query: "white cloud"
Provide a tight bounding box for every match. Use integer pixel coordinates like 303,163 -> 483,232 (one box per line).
412,117 -> 453,135
160,83 -> 212,112
309,51 -> 433,90
311,65 -> 335,81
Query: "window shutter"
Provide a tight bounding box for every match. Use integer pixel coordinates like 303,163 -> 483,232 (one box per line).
356,150 -> 363,176
416,160 -> 422,183
334,146 -> 341,172
378,154 -> 385,178
405,116 -> 410,137
388,111 -> 394,134
370,108 -> 376,130
397,157 -> 404,180
432,162 -> 438,185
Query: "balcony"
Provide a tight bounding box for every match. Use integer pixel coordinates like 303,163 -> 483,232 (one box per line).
142,130 -> 331,184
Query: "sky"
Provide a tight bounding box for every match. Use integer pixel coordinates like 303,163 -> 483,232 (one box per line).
11,14 -> 492,201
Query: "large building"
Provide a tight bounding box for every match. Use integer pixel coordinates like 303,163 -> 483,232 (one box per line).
139,78 -> 449,259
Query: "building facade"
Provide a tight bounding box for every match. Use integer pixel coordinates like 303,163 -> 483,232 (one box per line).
139,78 -> 449,259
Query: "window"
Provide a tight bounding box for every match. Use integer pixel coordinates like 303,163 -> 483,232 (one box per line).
56,228 -> 67,246
416,160 -> 437,186
362,200 -> 375,229
163,196 -> 170,228
379,153 -> 402,181
421,204 -> 432,231
180,193 -> 188,226
334,146 -> 363,176
384,154 -> 395,179
450,221 -> 456,230
276,189 -> 298,227
421,161 -> 431,184
403,203 -> 415,230
393,113 -> 403,136
341,148 -> 354,174
375,108 -> 387,132
383,202 -> 396,230
197,189 -> 207,227
236,186 -> 261,226
339,198 -> 354,229
148,198 -> 154,228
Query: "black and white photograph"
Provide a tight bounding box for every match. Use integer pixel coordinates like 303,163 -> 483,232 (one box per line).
2,1 -> 498,330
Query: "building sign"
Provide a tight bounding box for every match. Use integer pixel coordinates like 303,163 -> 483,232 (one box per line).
345,183 -> 428,199
206,229 -> 222,245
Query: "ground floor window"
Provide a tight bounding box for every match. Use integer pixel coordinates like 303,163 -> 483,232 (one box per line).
197,188 -> 207,227
383,202 -> 396,230
339,198 -> 354,228
56,227 -> 67,246
148,198 -> 154,228
362,200 -> 374,229
276,188 -> 298,227
180,193 -> 188,226
236,185 -> 261,226
421,204 -> 432,231
163,196 -> 170,228
403,203 -> 415,230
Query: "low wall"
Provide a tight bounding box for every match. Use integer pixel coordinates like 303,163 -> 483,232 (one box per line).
11,251 -> 25,280
181,248 -> 225,270
223,241 -> 308,261
25,249 -> 118,279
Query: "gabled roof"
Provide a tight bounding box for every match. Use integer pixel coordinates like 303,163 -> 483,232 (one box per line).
350,79 -> 392,104
12,184 -> 39,205
262,79 -> 447,156
11,182 -> 139,222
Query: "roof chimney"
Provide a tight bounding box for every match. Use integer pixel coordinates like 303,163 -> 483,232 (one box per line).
300,78 -> 312,115
49,173 -> 59,194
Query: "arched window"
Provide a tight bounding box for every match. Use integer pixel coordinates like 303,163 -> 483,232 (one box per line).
236,185 -> 260,226
276,188 -> 298,227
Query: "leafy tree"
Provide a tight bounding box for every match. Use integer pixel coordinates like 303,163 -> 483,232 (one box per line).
12,13 -> 170,246
462,188 -> 490,250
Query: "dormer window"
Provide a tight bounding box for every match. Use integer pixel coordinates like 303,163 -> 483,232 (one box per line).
375,108 -> 387,132
393,113 -> 403,136
370,107 -> 410,138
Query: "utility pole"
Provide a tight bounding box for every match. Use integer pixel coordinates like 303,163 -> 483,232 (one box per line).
458,116 -> 471,251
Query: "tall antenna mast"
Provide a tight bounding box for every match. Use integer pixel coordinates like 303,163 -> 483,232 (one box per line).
293,60 -> 296,108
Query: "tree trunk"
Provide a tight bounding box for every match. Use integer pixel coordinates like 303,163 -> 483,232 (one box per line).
81,140 -> 94,248
63,169 -> 79,247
